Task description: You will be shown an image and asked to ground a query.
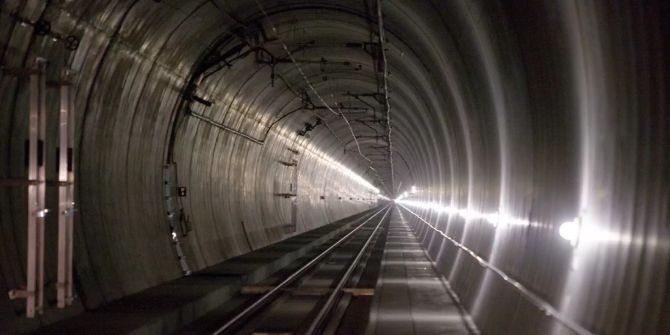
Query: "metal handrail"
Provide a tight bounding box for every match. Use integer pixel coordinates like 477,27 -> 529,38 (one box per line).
212,204 -> 390,335
397,204 -> 594,335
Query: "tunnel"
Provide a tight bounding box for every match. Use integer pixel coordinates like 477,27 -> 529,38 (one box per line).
1,0 -> 669,334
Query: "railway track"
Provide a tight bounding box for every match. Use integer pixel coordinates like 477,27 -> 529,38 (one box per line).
207,205 -> 392,335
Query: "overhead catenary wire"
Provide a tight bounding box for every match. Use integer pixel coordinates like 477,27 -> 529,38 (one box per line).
252,0 -> 389,194
376,0 -> 396,196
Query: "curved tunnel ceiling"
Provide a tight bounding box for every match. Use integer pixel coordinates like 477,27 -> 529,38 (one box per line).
1,0 -> 669,334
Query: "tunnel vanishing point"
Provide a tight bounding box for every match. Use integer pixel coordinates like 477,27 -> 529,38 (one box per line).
1,1 -> 669,334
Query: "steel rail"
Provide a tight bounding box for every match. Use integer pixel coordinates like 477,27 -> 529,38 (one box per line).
397,204 -> 595,335
305,206 -> 391,334
212,204 -> 390,335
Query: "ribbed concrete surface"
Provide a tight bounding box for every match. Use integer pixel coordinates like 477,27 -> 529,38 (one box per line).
1,1 -> 668,334
0,1 -> 376,325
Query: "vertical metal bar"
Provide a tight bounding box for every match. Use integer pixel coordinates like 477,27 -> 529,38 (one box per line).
290,162 -> 298,232
25,57 -> 48,318
36,57 -> 47,317
57,70 -> 74,308
57,74 -> 67,307
7,58 -> 50,318
25,58 -> 40,318
66,73 -> 75,304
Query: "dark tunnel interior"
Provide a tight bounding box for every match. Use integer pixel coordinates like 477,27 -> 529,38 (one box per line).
1,1 -> 669,334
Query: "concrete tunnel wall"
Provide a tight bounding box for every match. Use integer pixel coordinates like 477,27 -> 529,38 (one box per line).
1,1 -> 669,334
0,0 -> 378,319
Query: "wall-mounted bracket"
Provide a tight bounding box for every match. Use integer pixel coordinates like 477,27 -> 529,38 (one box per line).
278,160 -> 298,167
9,14 -> 80,50
274,193 -> 297,199
163,164 -> 192,275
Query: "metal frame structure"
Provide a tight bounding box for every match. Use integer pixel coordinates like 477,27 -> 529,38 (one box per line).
275,152 -> 300,233
288,150 -> 299,233
56,69 -> 76,308
8,57 -> 48,318
163,163 -> 192,275
6,58 -> 78,317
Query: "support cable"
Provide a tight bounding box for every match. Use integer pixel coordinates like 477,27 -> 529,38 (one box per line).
376,0 -> 396,196
252,0 -> 387,192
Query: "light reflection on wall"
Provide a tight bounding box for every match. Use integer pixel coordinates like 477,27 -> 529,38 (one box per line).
396,187 -> 663,335
272,122 -> 381,195
395,198 -> 537,229
396,197 -> 637,245
396,197 -> 599,335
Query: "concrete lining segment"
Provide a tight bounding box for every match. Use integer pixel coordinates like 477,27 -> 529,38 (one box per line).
27,208 -> 380,335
